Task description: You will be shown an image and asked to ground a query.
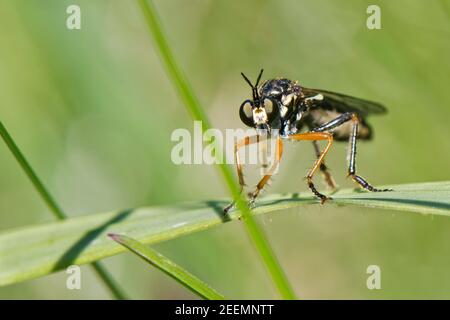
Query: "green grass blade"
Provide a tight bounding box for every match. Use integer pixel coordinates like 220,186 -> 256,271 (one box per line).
109,234 -> 225,300
136,0 -> 295,299
0,181 -> 448,287
0,121 -> 66,220
0,121 -> 128,299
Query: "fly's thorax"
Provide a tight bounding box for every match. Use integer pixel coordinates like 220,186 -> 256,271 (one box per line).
259,78 -> 301,120
259,78 -> 297,97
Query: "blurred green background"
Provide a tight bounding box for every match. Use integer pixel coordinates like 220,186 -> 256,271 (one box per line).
0,0 -> 449,299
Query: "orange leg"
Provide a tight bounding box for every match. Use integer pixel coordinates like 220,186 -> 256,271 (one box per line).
312,140 -> 337,190
248,136 -> 284,204
224,134 -> 269,213
287,132 -> 334,203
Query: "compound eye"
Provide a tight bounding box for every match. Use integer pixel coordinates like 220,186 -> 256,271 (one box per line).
263,98 -> 274,114
239,100 -> 255,127
263,98 -> 279,123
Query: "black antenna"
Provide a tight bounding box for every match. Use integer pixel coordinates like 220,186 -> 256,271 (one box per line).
241,69 -> 264,103
255,69 -> 264,87
241,72 -> 253,89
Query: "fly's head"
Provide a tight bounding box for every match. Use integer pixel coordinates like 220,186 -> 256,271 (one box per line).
239,69 -> 280,133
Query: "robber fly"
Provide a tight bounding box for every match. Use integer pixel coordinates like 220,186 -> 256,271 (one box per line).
224,69 -> 392,213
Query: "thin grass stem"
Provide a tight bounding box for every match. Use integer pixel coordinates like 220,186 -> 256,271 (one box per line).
136,0 -> 296,299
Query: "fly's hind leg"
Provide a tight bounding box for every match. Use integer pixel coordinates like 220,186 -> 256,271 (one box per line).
312,140 -> 337,190
309,112 -> 391,198
347,114 -> 392,192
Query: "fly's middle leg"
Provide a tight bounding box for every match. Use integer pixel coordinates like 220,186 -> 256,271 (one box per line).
288,132 -> 334,203
312,140 -> 337,190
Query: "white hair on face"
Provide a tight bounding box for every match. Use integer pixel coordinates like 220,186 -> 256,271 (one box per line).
253,108 -> 268,125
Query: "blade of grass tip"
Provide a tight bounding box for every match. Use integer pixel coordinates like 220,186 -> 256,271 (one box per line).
109,233 -> 225,300
136,0 -> 296,299
0,121 -> 128,300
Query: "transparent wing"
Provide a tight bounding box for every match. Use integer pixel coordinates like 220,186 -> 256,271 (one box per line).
302,87 -> 387,116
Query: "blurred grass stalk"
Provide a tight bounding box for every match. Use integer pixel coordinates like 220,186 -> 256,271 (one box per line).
137,0 -> 296,299
0,121 -> 128,300
109,233 -> 225,300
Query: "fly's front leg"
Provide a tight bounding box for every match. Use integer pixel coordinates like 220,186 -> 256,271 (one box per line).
288,132 -> 334,203
224,134 -> 268,214
247,136 -> 283,206
312,140 -> 337,190
347,114 -> 392,192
